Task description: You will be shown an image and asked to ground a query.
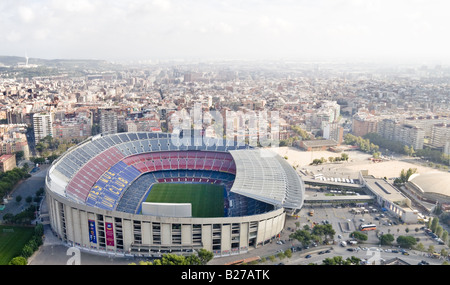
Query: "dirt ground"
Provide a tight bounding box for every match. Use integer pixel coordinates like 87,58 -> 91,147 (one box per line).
271,146 -> 447,179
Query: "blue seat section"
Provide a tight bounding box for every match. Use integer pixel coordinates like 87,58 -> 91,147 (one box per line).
115,172 -> 158,214
85,161 -> 141,211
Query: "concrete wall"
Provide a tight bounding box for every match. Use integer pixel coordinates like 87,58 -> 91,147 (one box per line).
46,188 -> 286,257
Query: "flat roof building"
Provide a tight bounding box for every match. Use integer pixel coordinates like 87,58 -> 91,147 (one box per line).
300,139 -> 338,151
359,170 -> 419,224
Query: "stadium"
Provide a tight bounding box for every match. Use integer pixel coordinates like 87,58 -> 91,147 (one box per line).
45,132 -> 305,257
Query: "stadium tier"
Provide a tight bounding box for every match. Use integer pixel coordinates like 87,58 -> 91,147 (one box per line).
45,132 -> 305,257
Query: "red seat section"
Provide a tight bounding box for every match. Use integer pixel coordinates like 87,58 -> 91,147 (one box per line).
120,150 -> 236,175
66,147 -> 125,202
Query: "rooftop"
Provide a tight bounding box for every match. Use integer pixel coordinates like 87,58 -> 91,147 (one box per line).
408,172 -> 450,198
229,149 -> 305,210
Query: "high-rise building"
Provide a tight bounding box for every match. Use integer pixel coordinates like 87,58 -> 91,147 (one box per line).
33,112 -> 53,143
100,109 -> 118,135
404,115 -> 450,138
377,119 -> 425,150
323,122 -> 344,144
430,123 -> 450,149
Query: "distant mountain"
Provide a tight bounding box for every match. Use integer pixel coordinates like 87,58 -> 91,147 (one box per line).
0,56 -> 28,66
0,55 -> 119,70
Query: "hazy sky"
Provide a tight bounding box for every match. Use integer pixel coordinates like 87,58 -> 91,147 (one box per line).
1,0 -> 450,63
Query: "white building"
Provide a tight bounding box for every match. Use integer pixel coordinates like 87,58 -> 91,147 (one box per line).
33,112 -> 53,143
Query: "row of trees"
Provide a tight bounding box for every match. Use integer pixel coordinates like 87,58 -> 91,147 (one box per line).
378,232 -> 448,260
310,153 -> 349,165
279,126 -> 311,147
393,168 -> 417,185
362,133 -> 406,154
416,148 -> 450,167
2,205 -> 38,225
427,217 -> 449,245
321,256 -> 361,265
289,224 -> 336,245
0,166 -> 31,202
130,248 -> 214,265
346,132 -> 450,167
8,224 -> 44,265
362,133 -> 450,166
34,135 -> 78,161
344,133 -> 380,155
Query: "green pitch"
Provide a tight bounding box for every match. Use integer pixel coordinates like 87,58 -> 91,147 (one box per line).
145,183 -> 224,218
0,225 -> 35,265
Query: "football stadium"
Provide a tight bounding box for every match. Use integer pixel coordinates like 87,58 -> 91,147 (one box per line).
45,132 -> 305,257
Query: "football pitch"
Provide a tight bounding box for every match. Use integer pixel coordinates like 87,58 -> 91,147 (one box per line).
145,183 -> 224,218
0,225 -> 35,265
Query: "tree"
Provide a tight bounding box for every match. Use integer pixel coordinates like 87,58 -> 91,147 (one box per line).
2,213 -> 14,223
8,256 -> 27,265
284,249 -> 292,258
161,253 -> 190,265
322,256 -> 360,265
416,243 -> 425,252
434,226 -> 443,239
426,218 -> 432,229
21,244 -> 34,258
311,224 -> 335,241
430,217 -> 439,233
350,231 -> 368,242
15,151 -> 24,161
15,195 -> 22,203
404,145 -> 410,156
197,248 -> 214,265
379,234 -> 395,245
396,236 -> 417,248
442,231 -> 448,244
341,153 -> 349,161
290,229 -> 312,246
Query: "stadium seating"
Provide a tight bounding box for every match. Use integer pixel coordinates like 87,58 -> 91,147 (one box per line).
85,161 -> 141,211
121,150 -> 236,175
57,133 -> 258,214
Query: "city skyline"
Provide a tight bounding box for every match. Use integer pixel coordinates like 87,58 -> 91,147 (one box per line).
1,0 -> 450,64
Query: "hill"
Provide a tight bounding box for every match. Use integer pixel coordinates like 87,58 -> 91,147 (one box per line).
0,55 -> 114,68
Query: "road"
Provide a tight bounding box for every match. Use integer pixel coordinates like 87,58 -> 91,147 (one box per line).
283,244 -> 444,265
0,165 -> 48,222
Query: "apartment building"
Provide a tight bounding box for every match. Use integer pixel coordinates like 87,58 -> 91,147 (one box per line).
100,109 -> 118,135
352,112 -> 378,137
33,112 -> 53,143
377,119 -> 425,150
430,123 -> 450,149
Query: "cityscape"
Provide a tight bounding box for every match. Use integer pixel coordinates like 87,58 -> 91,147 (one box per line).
0,0 -> 449,275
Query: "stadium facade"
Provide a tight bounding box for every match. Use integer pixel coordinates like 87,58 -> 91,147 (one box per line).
45,132 -> 305,257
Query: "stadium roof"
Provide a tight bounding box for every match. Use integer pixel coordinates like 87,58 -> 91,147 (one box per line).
408,172 -> 450,198
229,149 -> 305,210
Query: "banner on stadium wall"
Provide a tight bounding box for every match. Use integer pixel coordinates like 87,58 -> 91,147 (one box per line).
105,222 -> 114,246
88,220 -> 97,244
